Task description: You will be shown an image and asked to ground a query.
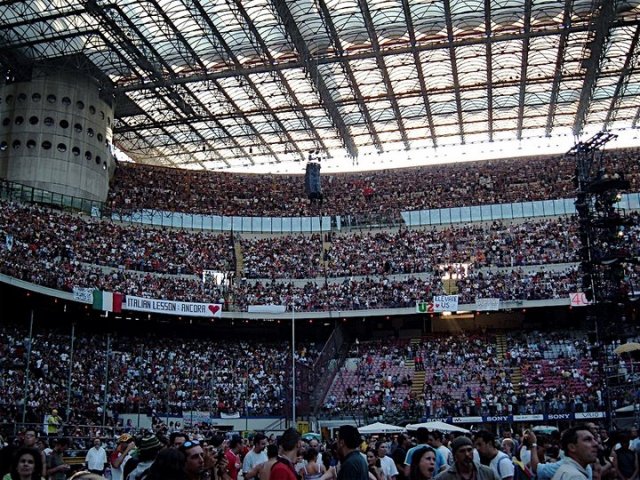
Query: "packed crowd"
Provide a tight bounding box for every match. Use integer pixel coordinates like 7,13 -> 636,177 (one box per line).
0,323 -> 321,428
322,331 -> 607,420
106,147 -> 640,218
0,419 -> 629,480
3,198 -> 639,310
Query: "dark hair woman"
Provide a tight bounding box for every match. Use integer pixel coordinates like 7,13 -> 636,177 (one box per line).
409,446 -> 437,480
5,447 -> 44,480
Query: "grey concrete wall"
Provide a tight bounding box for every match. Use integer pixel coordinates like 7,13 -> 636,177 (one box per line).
0,69 -> 114,202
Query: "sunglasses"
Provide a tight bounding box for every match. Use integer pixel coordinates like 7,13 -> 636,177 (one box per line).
179,440 -> 200,450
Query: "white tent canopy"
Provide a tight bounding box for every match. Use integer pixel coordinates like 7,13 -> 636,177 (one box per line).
405,421 -> 470,433
358,422 -> 406,434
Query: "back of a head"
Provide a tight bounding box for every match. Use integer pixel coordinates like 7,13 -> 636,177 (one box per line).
279,428 -> 301,453
146,447 -> 186,480
339,425 -> 362,450
416,428 -> 430,444
473,430 -> 495,446
266,444 -> 279,459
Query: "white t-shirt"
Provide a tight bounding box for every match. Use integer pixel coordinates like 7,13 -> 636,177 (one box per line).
243,449 -> 268,479
490,451 -> 514,479
379,455 -> 399,480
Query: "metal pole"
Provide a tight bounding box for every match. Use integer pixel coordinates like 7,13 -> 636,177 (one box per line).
66,323 -> 76,421
292,305 -> 296,426
21,310 -> 34,425
102,334 -> 110,427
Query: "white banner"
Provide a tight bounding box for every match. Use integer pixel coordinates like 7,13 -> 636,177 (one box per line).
220,411 -> 241,419
125,295 -> 222,317
575,412 -> 606,419
73,287 -> 94,304
569,292 -> 593,307
248,305 -> 287,314
475,297 -> 500,311
513,414 -> 544,421
433,295 -> 459,312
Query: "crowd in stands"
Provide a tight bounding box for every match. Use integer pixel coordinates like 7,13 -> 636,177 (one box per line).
322,331 -> 607,420
0,323 -> 321,428
106,148 -> 640,218
2,198 -> 639,310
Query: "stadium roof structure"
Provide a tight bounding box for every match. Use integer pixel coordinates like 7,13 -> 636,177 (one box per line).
1,0 -> 640,172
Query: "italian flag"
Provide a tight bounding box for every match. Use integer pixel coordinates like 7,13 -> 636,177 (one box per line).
92,290 -> 124,312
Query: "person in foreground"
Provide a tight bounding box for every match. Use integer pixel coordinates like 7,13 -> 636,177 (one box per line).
435,436 -> 498,480
337,425 -> 369,480
3,447 -> 44,480
551,426 -> 599,480
409,446 -> 437,480
270,428 -> 301,480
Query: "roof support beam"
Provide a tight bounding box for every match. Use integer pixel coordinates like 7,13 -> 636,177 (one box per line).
544,0 -> 574,136
316,0 -> 381,153
603,24 -> 640,129
271,0 -> 358,157
111,20 -> 634,92
356,0 -> 410,151
443,0 -> 466,143
484,0 -> 494,142
516,0 -> 533,140
572,0 -> 618,136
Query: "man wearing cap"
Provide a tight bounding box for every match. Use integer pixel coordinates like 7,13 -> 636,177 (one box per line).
111,434 -> 136,480
435,436 -> 499,480
337,425 -> 369,480
127,435 -> 163,480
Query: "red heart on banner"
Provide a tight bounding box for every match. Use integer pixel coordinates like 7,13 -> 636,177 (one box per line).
208,305 -> 220,315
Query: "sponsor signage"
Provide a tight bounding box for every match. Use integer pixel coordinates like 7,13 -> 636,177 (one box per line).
125,295 -> 222,318
420,412 -> 606,424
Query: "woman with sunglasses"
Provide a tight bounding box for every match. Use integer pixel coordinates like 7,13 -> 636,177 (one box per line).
408,446 -> 437,480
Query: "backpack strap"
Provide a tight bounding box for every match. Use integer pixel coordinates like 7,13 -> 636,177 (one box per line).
496,455 -> 510,477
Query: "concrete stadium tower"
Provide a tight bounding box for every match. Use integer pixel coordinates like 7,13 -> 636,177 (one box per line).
0,67 -> 114,202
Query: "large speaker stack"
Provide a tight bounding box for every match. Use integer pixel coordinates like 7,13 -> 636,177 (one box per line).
304,150 -> 322,202
569,132 -> 633,306
569,132 -> 639,427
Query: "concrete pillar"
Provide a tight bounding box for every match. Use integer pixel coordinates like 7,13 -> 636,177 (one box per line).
0,68 -> 114,202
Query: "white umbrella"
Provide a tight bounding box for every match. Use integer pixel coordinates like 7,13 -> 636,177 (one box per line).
405,421 -> 470,433
358,421 -> 406,434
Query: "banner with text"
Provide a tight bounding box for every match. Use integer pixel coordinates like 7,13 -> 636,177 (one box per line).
419,412 -> 607,424
125,295 -> 222,318
570,292 -> 593,307
433,295 -> 459,312
475,297 -> 500,311
73,287 -> 94,304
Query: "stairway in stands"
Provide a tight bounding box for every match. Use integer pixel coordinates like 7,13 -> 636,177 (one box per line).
234,236 -> 244,278
495,332 -> 522,393
409,338 -> 426,396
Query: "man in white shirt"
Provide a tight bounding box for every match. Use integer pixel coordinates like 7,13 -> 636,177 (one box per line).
85,438 -> 108,475
473,430 -> 514,480
377,443 -> 399,480
243,433 -> 268,480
